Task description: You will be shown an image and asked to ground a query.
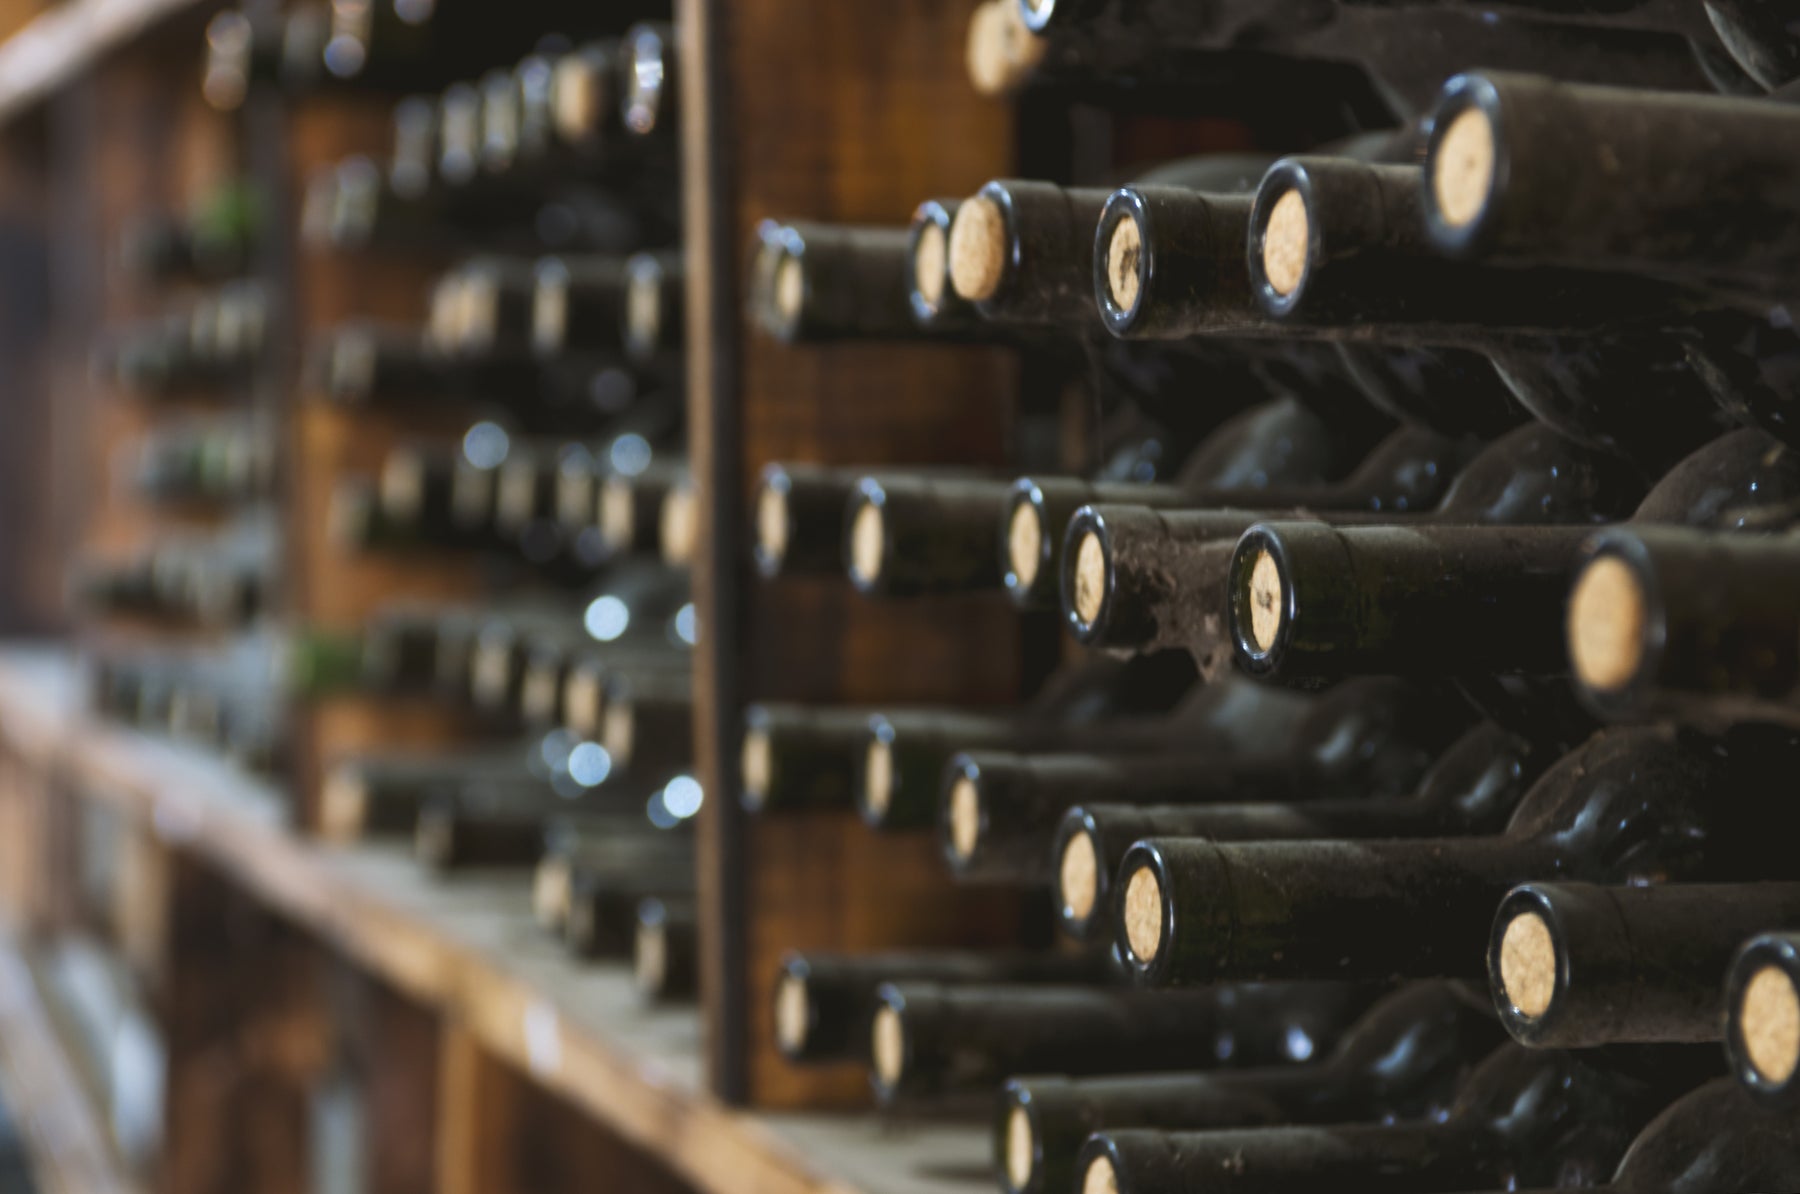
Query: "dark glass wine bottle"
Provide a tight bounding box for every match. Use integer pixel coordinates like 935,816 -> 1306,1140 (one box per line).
996,982 -> 1503,1194
1725,932 -> 1800,1109
1118,724 -> 1797,984
1490,880 -> 1800,1048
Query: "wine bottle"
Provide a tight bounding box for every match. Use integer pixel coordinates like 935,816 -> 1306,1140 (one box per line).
752,463 -> 872,579
319,749 -> 552,842
943,681 -> 1483,886
1567,527 -> 1800,729
533,829 -> 696,932
1008,423 -> 1475,612
1065,421 -> 1644,662
1491,880 -> 1800,1048
565,861 -> 697,961
1725,932 -> 1800,1107
416,789 -> 664,872
600,461 -> 693,559
1117,724 -> 1796,985
361,605 -> 442,694
750,222 -> 919,343
740,704 -> 881,814
533,255 -> 631,357
1053,721 -> 1542,940
1245,155 -> 1703,333
634,897 -> 698,1001
872,981 -> 1382,1104
1423,71 -> 1800,302
857,652 -> 1201,830
1441,1077 -> 1800,1194
1229,428 -> 1800,683
846,474 -> 1018,597
774,948 -> 1119,1065
601,667 -> 693,775
1078,1043 -> 1714,1194
997,982 -> 1503,1194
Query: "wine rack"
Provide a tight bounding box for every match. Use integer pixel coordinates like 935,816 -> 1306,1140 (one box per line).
1,2 -> 1799,1194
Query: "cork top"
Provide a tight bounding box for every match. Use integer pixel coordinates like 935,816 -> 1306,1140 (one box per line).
551,53 -> 604,143
1005,1106 -> 1035,1193
863,739 -> 894,817
1106,215 -> 1143,312
1246,549 -> 1285,652
872,1005 -> 906,1087
949,194 -> 1007,302
849,501 -> 885,586
1742,964 -> 1800,1085
914,221 -> 948,307
1261,188 -> 1309,298
626,264 -> 662,352
532,268 -> 568,352
533,856 -> 572,930
775,974 -> 810,1054
1123,865 -> 1164,963
1082,1154 -> 1120,1194
1072,530 -> 1107,627
634,921 -> 666,994
949,775 -> 982,862
659,485 -> 698,566
318,764 -> 367,843
1008,502 -> 1043,590
602,702 -> 636,766
379,450 -> 425,521
1498,910 -> 1556,1019
1568,555 -> 1647,693
564,668 -> 603,737
773,254 -> 806,325
741,728 -> 773,804
1059,828 -> 1099,922
600,477 -> 635,548
965,0 -> 1048,97
755,484 -> 790,565
1433,106 -> 1496,229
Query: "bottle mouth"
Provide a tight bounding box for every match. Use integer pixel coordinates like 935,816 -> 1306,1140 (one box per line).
870,996 -> 909,1099
1093,192 -> 1150,335
753,473 -> 792,577
997,1091 -> 1039,1194
1060,508 -> 1113,643
1567,535 -> 1663,718
739,721 -> 773,810
1054,811 -> 1103,935
1729,935 -> 1800,1103
624,254 -> 665,358
1246,161 -> 1316,320
1002,481 -> 1049,604
1422,74 -> 1506,257
859,718 -> 898,825
948,184 -> 1012,304
1228,526 -> 1293,677
1078,1146 -> 1121,1194
1489,890 -> 1561,1032
940,755 -> 986,869
773,963 -> 814,1058
1120,854 -> 1166,970
844,481 -> 889,593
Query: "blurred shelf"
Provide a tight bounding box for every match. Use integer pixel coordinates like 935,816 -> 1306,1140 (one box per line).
0,0 -> 205,126
0,646 -> 988,1194
0,938 -> 142,1194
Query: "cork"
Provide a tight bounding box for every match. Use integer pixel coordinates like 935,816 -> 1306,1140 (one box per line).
775,974 -> 810,1054
1083,1154 -> 1120,1194
1072,530 -> 1107,627
965,0 -> 1047,96
379,450 -> 425,521
872,1005 -> 906,1087
849,501 -> 885,586
626,265 -> 662,352
533,856 -> 572,930
1247,549 -> 1285,652
863,739 -> 894,817
600,477 -> 635,549
1008,502 -> 1043,590
1742,965 -> 1800,1085
773,254 -> 806,324
1568,555 -> 1647,693
1261,189 -> 1309,298
741,729 -> 773,804
635,922 -> 667,994
1123,865 -> 1164,963
318,764 -> 366,843
1005,1106 -> 1035,1193
949,193 -> 1007,302
914,221 -> 948,307
949,776 -> 982,861
602,702 -> 636,766
563,668 -> 603,737
1107,216 -> 1143,312
551,54 -> 604,143
659,485 -> 698,566
1499,911 -> 1556,1019
1059,829 -> 1099,923
532,269 -> 568,352
1433,106 -> 1496,229
755,484 -> 790,564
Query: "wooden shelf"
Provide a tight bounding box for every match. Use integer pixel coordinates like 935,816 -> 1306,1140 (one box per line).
0,648 -> 989,1194
0,0 -> 207,125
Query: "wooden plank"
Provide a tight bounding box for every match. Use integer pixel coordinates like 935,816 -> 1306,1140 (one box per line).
0,0 -> 208,127
0,648 -> 987,1194
0,940 -> 143,1194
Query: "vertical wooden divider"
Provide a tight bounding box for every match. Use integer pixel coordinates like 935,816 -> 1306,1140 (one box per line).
686,0 -> 1033,1107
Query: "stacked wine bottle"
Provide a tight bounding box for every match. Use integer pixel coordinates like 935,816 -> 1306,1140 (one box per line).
745,2 -> 1800,1190
270,10 -> 696,1005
